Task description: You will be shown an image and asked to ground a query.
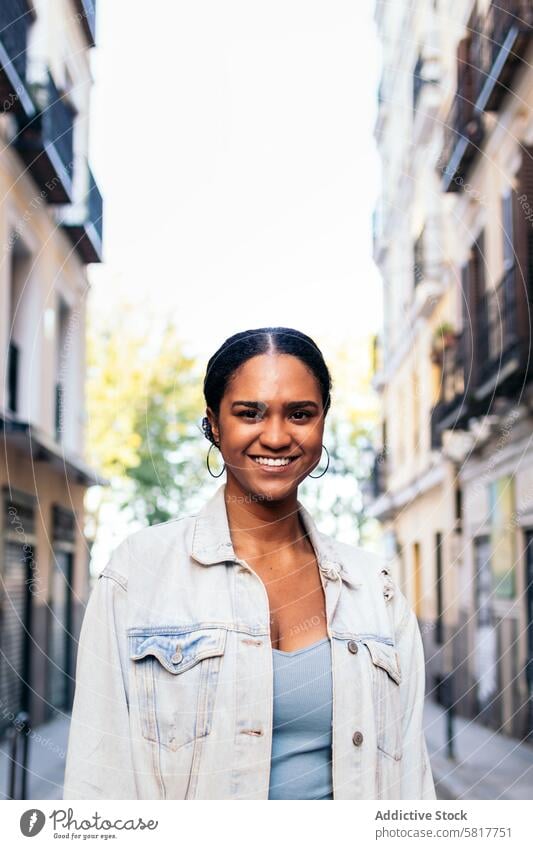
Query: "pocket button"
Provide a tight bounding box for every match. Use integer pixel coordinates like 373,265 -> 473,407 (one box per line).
347,640 -> 358,654
171,645 -> 183,664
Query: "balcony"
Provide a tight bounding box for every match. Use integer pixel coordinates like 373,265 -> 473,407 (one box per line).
431,336 -> 502,447
71,0 -> 96,48
59,160 -> 103,263
15,70 -> 75,203
430,332 -> 472,445
474,266 -> 531,399
473,0 -> 533,112
431,265 -> 532,447
440,2 -> 532,192
440,81 -> 484,192
0,0 -> 35,119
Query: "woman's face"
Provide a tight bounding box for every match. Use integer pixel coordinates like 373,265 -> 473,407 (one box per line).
207,352 -> 326,501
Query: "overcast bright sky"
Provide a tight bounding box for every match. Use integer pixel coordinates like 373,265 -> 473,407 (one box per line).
88,1 -> 382,364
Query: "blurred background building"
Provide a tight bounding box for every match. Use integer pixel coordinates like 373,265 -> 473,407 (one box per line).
0,0 -> 103,736
1,0 -> 532,802
369,0 -> 533,741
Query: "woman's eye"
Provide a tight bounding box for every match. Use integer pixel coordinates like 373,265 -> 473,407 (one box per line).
237,410 -> 311,421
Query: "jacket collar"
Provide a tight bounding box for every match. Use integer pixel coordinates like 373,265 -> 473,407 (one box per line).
190,482 -> 361,588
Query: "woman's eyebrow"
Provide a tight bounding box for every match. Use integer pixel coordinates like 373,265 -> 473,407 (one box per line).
231,400 -> 319,409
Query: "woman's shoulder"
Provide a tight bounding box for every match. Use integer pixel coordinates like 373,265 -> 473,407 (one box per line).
98,513 -> 197,586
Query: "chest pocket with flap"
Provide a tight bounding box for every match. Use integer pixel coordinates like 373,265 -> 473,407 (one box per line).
129,627 -> 227,753
361,638 -> 402,762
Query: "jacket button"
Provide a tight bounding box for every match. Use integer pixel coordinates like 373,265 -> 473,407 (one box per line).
352,731 -> 364,746
347,640 -> 358,654
171,645 -> 183,664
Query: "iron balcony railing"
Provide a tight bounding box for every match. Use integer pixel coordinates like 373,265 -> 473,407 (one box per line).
0,0 -> 34,118
430,332 -> 468,445
476,266 -> 521,387
59,158 -> 103,263
0,0 -> 31,82
16,69 -> 75,202
440,83 -> 484,191
37,72 -> 75,182
472,0 -> 533,110
490,0 -> 533,73
441,1 -> 532,191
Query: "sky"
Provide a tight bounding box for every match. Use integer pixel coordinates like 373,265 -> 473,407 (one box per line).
87,1 -> 382,365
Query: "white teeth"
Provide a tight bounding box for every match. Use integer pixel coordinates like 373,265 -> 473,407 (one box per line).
252,456 -> 293,466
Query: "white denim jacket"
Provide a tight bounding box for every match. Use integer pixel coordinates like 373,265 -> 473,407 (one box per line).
63,483 -> 436,800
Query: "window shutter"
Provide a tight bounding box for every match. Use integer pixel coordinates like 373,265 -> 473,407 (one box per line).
512,146 -> 533,361
462,231 -> 486,388
456,36 -> 473,131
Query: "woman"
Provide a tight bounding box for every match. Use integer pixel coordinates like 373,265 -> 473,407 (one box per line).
63,326 -> 436,800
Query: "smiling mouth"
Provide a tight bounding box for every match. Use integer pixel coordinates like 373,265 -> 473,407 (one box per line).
247,455 -> 301,467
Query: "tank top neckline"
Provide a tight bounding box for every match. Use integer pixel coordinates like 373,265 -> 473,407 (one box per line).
272,636 -> 330,657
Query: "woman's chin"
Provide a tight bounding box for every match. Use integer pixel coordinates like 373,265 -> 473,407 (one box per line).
228,472 -> 297,503
246,477 -> 299,503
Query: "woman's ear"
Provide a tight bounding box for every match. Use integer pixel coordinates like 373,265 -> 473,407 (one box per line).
206,407 -> 220,445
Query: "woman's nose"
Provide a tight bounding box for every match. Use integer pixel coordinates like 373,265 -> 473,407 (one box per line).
259,418 -> 292,448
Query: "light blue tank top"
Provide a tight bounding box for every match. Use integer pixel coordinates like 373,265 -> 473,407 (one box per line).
268,636 -> 333,800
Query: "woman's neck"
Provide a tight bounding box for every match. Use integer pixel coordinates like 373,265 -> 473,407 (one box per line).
224,478 -> 308,562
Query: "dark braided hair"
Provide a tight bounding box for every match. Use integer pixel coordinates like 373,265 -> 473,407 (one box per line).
201,327 -> 333,446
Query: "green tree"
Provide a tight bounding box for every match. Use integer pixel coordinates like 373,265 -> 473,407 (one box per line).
86,300 -> 207,536
124,322 -> 206,525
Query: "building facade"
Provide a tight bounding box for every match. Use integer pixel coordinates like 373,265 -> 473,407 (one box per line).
370,0 -> 533,740
0,0 -> 104,737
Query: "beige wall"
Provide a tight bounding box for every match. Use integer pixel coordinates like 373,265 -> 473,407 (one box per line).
0,138 -> 89,455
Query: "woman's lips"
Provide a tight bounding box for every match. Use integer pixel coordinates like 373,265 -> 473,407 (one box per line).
247,455 -> 301,473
